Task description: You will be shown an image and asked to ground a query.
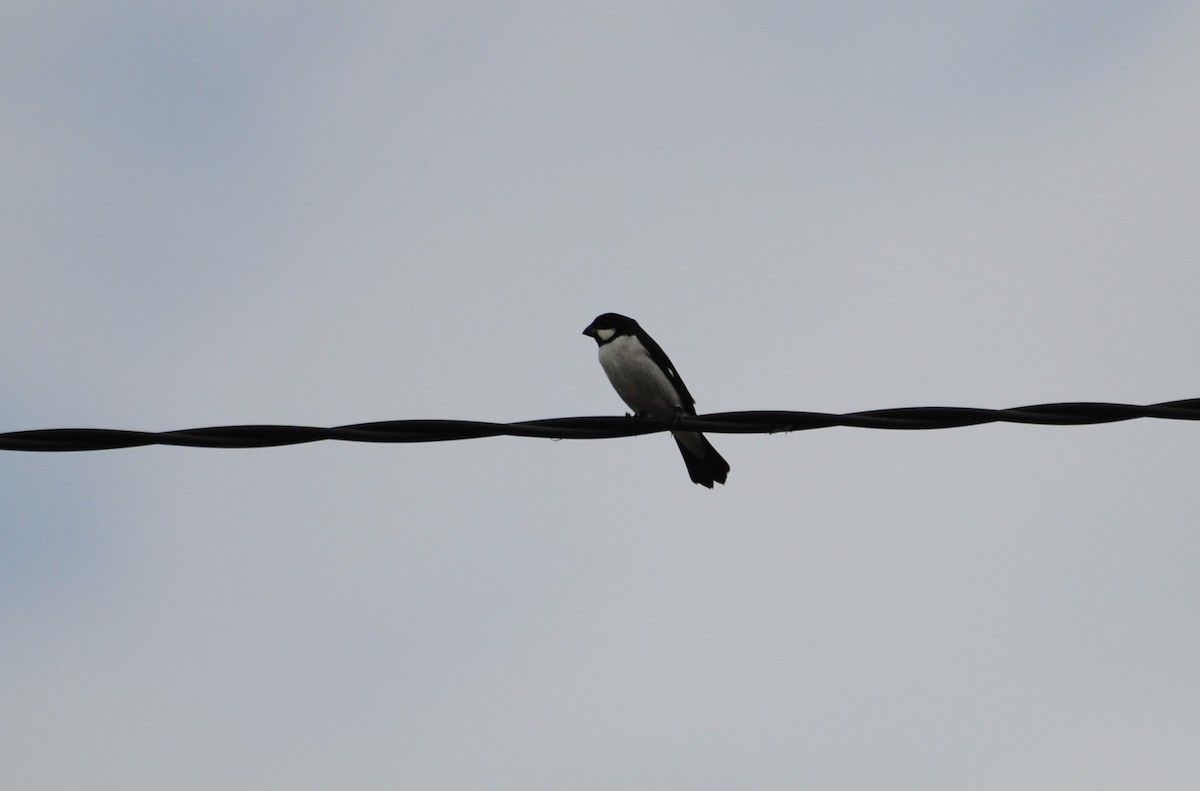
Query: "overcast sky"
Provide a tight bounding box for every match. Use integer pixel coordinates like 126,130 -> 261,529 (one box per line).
3,3 -> 1200,789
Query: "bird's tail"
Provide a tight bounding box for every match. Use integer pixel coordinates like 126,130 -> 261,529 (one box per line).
671,431 -> 730,488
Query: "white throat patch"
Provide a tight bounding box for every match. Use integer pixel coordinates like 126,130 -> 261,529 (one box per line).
595,328 -> 616,341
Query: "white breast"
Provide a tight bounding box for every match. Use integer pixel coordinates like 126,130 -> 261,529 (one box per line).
597,335 -> 682,416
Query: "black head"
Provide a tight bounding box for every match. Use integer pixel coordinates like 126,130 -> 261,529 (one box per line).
582,312 -> 640,345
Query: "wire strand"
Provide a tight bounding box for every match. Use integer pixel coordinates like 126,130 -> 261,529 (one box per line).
2,398 -> 1198,452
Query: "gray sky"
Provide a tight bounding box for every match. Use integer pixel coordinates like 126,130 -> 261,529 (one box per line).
3,3 -> 1200,788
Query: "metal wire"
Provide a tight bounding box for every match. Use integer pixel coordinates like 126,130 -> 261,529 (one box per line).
2,398 -> 1198,452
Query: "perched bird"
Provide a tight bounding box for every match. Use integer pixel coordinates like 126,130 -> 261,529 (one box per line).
582,312 -> 730,487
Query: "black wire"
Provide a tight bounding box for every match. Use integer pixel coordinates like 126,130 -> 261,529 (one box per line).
2,399 -> 1198,452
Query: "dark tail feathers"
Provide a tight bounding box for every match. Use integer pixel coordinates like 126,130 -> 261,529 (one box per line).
672,431 -> 730,488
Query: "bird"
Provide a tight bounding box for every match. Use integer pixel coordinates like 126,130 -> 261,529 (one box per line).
582,312 -> 730,487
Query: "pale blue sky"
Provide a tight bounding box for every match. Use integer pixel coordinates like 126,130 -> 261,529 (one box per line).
3,3 -> 1200,788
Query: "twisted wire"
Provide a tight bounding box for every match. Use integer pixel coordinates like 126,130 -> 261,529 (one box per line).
2,398 -> 1198,452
